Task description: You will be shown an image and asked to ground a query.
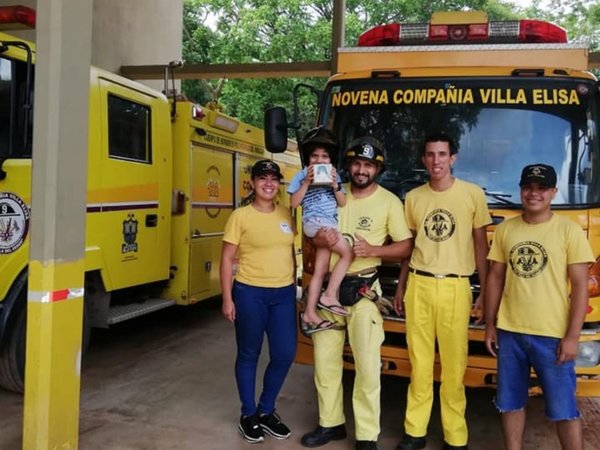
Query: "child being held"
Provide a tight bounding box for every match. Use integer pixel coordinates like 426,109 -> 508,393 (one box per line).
288,127 -> 354,334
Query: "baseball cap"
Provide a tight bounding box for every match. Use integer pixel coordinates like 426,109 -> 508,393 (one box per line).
345,136 -> 385,164
251,160 -> 283,179
519,164 -> 557,188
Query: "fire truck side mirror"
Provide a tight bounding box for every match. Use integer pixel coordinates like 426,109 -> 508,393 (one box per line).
264,107 -> 288,153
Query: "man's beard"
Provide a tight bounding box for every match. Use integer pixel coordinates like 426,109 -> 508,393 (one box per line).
350,172 -> 376,188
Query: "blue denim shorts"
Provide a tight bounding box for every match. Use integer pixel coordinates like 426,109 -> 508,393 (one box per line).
495,329 -> 580,421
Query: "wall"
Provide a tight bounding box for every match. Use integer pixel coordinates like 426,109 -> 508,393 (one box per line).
91,0 -> 183,91
0,0 -> 183,91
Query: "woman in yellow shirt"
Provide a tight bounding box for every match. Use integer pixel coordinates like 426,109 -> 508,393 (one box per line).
220,160 -> 296,444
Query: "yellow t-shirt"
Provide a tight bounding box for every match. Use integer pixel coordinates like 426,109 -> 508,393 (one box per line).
223,204 -> 295,287
331,184 -> 412,273
488,214 -> 594,338
406,178 -> 491,275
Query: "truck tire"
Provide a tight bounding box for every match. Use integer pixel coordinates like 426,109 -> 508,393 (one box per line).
0,306 -> 26,393
0,299 -> 91,394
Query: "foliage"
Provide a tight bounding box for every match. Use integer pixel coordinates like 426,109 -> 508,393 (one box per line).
520,0 -> 600,76
526,0 -> 600,50
181,0 -> 597,128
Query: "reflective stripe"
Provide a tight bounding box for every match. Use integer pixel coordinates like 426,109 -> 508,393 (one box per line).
28,288 -> 84,303
338,43 -> 587,53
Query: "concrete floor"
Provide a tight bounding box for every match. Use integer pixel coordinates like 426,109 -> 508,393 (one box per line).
0,298 -> 599,450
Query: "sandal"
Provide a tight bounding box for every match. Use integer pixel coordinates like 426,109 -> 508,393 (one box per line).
300,314 -> 335,336
317,300 -> 350,317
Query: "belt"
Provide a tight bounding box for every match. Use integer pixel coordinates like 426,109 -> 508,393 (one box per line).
410,269 -> 468,279
346,267 -> 378,278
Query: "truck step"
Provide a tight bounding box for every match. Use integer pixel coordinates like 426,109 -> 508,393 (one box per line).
107,298 -> 176,325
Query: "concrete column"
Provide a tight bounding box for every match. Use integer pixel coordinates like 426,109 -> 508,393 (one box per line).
331,0 -> 345,75
22,0 -> 92,448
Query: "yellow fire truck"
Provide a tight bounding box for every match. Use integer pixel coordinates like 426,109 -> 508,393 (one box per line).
0,5 -> 300,393
266,11 -> 600,396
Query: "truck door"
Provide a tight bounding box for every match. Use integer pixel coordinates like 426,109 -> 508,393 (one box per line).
94,79 -> 171,290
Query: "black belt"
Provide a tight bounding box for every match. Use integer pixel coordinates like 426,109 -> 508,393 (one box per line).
410,269 -> 468,279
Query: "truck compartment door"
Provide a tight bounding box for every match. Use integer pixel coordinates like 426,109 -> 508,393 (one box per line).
188,146 -> 234,300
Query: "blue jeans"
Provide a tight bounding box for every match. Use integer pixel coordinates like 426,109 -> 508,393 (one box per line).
496,329 -> 580,420
233,280 -> 297,417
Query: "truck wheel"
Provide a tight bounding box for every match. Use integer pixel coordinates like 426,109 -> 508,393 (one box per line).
0,299 -> 92,394
0,306 -> 26,393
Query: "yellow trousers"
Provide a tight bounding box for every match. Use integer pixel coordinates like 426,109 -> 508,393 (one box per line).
403,273 -> 472,446
312,297 -> 384,441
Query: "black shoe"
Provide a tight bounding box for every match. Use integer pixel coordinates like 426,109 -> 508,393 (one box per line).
239,414 -> 264,443
259,411 -> 291,439
356,441 -> 379,450
396,434 -> 426,450
443,443 -> 468,450
301,424 -> 347,447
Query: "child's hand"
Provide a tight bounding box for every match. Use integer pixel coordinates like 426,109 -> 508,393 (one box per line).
304,165 -> 315,186
331,167 -> 339,189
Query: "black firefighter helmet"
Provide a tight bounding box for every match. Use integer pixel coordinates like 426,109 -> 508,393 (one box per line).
345,136 -> 385,171
300,126 -> 339,166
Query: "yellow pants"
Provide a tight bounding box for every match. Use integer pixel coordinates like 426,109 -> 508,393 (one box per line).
403,273 -> 472,446
312,297 -> 384,441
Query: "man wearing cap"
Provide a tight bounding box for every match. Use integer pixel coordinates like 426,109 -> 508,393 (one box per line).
301,136 -> 412,450
393,133 -> 491,450
485,164 -> 593,450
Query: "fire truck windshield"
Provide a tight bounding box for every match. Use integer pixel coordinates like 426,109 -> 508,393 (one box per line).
321,77 -> 600,207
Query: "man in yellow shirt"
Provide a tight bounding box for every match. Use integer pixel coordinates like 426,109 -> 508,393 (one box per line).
301,136 -> 413,450
485,164 -> 594,450
393,133 -> 491,450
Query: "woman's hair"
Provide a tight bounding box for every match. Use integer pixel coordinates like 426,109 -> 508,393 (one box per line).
240,192 -> 255,206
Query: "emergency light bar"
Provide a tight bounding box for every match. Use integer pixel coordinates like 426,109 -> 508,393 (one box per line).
0,5 -> 35,30
358,13 -> 567,47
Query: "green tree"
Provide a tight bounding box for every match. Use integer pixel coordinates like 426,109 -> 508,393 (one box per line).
519,0 -> 599,76
525,0 -> 599,50
181,1 -> 213,106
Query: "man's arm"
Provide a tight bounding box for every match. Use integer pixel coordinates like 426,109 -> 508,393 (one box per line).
472,226 -> 490,324
353,233 -> 413,261
393,258 -> 411,316
313,227 -> 340,248
557,263 -> 590,363
392,229 -> 416,315
484,260 -> 506,357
